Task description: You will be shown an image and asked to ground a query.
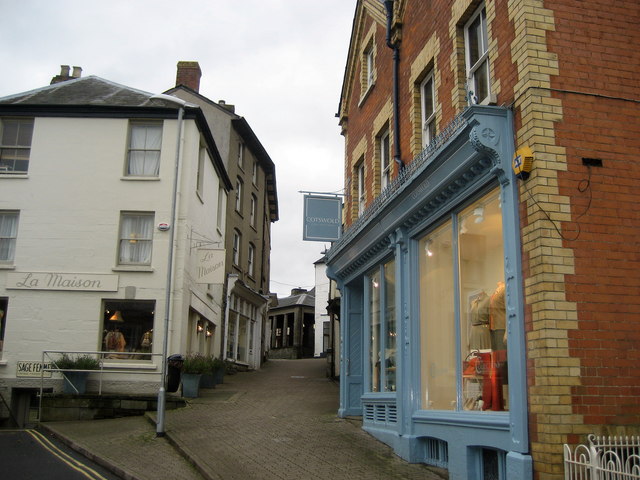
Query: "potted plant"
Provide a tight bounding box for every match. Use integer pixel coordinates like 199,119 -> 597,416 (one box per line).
199,355 -> 216,389
212,357 -> 225,385
181,353 -> 209,398
55,353 -> 100,394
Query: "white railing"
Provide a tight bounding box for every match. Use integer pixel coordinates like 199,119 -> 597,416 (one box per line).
39,349 -> 163,421
564,434 -> 640,479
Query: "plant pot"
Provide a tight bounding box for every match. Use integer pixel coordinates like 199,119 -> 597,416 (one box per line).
200,373 -> 216,389
181,373 -> 202,398
63,371 -> 89,394
214,367 -> 225,385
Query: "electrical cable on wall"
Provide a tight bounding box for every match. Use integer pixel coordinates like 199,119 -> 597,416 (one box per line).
523,160 -> 597,242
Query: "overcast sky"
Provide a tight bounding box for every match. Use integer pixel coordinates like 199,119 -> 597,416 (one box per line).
0,0 -> 356,298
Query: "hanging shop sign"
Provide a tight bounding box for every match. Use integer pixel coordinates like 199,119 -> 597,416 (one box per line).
6,272 -> 119,292
196,249 -> 226,284
303,195 -> 342,242
16,361 -> 54,378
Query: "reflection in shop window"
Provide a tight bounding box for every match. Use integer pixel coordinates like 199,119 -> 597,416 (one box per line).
102,300 -> 155,360
420,188 -> 507,412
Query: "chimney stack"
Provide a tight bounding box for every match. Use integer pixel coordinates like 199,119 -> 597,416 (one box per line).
51,65 -> 81,84
176,61 -> 202,92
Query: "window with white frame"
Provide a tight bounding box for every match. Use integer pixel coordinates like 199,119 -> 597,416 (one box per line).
233,229 -> 241,266
235,178 -> 243,213
357,161 -> 365,217
365,48 -> 375,89
126,122 -> 162,176
0,211 -> 19,263
217,187 -> 226,231
465,5 -> 490,104
0,118 -> 34,174
118,212 -> 154,265
248,243 -> 255,278
196,144 -> 205,196
250,194 -> 257,228
421,72 -> 436,147
237,142 -> 244,170
252,160 -> 258,185
380,130 -> 391,191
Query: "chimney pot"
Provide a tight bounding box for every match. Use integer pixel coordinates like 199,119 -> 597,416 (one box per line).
60,65 -> 70,76
176,61 -> 202,93
72,66 -> 82,78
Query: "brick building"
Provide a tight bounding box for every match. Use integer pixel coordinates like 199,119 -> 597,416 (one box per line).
324,1 -> 640,479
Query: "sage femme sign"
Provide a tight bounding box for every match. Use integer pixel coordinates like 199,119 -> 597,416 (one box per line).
303,195 -> 342,242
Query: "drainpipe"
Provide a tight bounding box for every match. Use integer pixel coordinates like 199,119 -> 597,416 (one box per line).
384,0 -> 403,170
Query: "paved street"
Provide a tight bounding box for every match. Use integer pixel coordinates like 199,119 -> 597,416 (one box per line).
42,358 -> 446,480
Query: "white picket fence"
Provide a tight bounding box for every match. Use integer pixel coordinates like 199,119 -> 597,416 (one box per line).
564,434 -> 640,480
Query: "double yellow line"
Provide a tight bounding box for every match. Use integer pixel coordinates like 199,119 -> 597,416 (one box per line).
26,429 -> 109,480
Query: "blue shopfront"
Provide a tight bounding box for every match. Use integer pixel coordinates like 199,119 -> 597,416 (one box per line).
325,106 -> 533,479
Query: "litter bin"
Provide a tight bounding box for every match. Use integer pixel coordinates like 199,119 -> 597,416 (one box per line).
166,354 -> 184,393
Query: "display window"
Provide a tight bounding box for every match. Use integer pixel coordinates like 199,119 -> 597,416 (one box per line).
367,258 -> 396,393
419,188 -> 508,411
102,300 -> 155,360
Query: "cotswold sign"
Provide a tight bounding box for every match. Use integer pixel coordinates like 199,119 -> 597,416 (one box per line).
303,195 -> 342,242
7,272 -> 119,291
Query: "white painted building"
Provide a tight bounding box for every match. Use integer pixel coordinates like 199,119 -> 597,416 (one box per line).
0,68 -> 232,424
313,258 -> 330,357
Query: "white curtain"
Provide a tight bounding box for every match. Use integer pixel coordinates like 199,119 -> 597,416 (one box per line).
119,214 -> 153,264
128,125 -> 162,176
0,213 -> 18,261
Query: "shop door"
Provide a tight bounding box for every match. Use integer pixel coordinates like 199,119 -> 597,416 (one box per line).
341,284 -> 363,416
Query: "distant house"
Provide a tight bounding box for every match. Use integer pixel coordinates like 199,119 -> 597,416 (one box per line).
267,288 -> 315,359
165,61 -> 279,371
0,66 -> 231,425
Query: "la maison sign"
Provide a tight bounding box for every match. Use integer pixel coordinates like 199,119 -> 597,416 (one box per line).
7,272 -> 119,292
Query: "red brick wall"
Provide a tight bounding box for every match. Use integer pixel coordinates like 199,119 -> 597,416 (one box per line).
548,0 -> 640,431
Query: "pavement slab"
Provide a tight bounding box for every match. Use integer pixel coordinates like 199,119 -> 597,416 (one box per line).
43,358 -> 447,480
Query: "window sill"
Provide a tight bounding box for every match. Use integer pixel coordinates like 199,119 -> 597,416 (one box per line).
112,266 -> 154,273
358,82 -> 375,108
0,173 -> 28,179
0,359 -> 7,366
0,265 -> 16,270
101,361 -> 158,370
120,176 -> 160,181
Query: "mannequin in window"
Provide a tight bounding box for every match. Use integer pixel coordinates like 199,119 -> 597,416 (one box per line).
468,291 -> 491,350
490,281 -> 506,351
104,328 -> 126,358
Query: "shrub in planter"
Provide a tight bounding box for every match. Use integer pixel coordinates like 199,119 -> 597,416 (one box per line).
55,353 -> 100,394
182,353 -> 209,397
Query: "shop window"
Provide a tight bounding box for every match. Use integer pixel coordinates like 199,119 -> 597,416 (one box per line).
368,258 -> 396,393
118,212 -> 154,265
0,118 -> 34,174
126,122 -> 162,176
419,189 -> 507,411
227,310 -> 237,358
0,298 -> 7,357
102,300 -> 155,360
0,211 -> 19,263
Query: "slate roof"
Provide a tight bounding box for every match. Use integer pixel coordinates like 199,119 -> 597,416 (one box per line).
272,288 -> 316,310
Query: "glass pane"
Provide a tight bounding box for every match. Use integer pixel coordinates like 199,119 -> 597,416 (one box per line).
383,259 -> 396,392
423,77 -> 434,119
369,270 -> 381,392
468,14 -> 482,67
102,300 -> 155,360
238,318 -> 248,362
420,221 -> 456,409
458,190 -> 508,411
474,60 -> 489,103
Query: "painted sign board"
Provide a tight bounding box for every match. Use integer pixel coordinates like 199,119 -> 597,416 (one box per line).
17,361 -> 54,378
6,272 -> 119,292
196,249 -> 226,284
303,195 -> 342,242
